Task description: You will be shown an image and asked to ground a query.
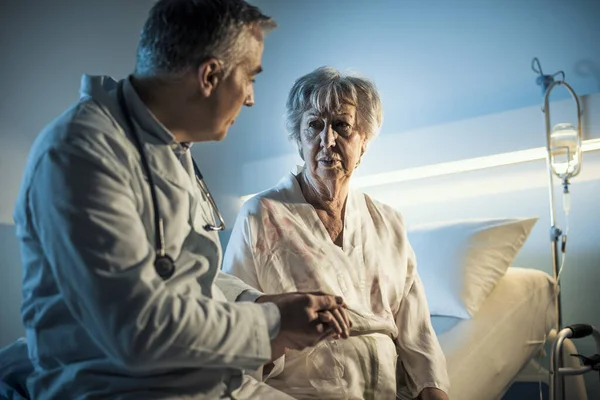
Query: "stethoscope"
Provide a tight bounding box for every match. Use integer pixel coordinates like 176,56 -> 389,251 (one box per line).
116,80 -> 226,281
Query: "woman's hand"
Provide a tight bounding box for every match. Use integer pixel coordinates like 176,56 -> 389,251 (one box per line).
256,291 -> 351,354
317,307 -> 351,339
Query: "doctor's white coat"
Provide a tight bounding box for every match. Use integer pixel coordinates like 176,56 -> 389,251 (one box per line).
12,75 -> 286,399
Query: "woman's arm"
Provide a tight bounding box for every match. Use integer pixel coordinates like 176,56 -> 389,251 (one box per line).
394,237 -> 450,399
220,205 -> 287,378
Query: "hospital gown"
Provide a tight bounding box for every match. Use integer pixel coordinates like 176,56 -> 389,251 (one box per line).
221,172 -> 450,399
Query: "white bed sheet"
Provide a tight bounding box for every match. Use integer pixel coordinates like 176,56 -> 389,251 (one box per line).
431,267 -> 556,400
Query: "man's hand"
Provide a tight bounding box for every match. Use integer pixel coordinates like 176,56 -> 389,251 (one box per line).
256,292 -> 352,359
418,388 -> 449,400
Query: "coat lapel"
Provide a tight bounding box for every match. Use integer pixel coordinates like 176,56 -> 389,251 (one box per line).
144,141 -> 195,197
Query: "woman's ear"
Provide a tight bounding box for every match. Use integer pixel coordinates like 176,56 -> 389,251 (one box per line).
296,140 -> 304,161
356,140 -> 368,168
197,58 -> 223,97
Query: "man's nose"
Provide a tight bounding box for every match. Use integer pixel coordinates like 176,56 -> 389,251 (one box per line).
244,87 -> 255,107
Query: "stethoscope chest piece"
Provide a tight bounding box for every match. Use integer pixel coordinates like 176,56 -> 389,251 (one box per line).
154,255 -> 175,280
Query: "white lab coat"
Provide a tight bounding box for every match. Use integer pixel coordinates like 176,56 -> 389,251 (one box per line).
12,75 -> 291,400
222,171 -> 450,400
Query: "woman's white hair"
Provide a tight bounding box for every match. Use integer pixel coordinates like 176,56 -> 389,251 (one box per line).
285,66 -> 383,146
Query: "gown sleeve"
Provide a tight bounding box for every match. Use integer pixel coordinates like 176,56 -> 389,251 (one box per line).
221,201 -> 286,379
394,239 -> 450,399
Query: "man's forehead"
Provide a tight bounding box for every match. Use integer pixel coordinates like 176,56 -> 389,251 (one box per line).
241,35 -> 264,71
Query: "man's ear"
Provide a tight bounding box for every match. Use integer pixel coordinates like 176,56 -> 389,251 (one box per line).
197,58 -> 223,97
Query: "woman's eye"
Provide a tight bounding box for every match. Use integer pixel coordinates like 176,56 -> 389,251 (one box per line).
308,120 -> 322,129
335,121 -> 352,133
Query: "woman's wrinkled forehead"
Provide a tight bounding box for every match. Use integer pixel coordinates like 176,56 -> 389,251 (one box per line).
303,104 -> 357,121
303,83 -> 357,117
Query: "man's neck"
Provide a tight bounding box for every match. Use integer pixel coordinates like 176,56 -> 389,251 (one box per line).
130,75 -> 196,143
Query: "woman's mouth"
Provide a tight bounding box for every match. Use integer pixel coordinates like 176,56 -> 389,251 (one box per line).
318,159 -> 340,167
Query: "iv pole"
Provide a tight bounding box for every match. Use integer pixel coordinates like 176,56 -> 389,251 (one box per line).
534,58 -> 600,400
536,58 -> 583,331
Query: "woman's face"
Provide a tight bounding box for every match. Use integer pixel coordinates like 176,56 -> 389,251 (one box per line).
298,103 -> 366,183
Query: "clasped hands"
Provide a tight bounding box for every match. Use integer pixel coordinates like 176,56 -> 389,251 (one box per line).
256,291 -> 352,360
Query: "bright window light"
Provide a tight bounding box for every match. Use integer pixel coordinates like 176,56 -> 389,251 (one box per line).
240,138 -> 600,202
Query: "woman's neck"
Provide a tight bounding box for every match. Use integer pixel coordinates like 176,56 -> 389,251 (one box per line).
297,169 -> 348,218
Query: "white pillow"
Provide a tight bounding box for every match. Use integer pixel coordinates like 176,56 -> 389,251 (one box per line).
407,217 -> 538,319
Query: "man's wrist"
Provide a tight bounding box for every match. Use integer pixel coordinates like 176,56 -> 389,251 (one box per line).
419,387 -> 449,400
237,290 -> 281,339
236,288 -> 263,302
257,301 -> 281,339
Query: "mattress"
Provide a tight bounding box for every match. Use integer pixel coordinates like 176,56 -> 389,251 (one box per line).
431,267 -> 556,400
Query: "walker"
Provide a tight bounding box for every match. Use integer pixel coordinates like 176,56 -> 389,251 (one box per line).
549,324 -> 600,400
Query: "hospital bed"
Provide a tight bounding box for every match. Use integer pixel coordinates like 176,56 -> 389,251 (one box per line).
431,266 -> 556,400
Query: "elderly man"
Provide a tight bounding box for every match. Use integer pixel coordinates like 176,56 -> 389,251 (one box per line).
11,1 -> 350,399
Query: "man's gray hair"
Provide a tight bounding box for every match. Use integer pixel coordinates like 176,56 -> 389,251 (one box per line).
285,66 -> 383,144
135,0 -> 276,78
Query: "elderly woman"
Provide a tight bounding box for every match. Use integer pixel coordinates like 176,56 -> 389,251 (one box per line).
222,67 -> 449,400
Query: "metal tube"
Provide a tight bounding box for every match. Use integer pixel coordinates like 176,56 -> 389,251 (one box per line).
550,239 -> 563,329
558,366 -> 592,375
549,326 -> 600,400
550,329 -> 570,400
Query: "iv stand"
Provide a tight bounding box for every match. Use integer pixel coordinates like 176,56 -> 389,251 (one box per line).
535,59 -> 596,400
542,80 -> 583,331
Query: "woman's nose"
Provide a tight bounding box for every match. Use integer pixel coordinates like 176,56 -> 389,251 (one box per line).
320,125 -> 336,148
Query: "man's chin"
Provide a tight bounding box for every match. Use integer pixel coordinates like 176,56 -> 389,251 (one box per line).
187,128 -> 228,143
214,128 -> 229,142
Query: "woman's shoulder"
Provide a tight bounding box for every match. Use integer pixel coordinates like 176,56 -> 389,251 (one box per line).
238,184 -> 292,218
358,192 -> 407,228
239,172 -> 300,216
